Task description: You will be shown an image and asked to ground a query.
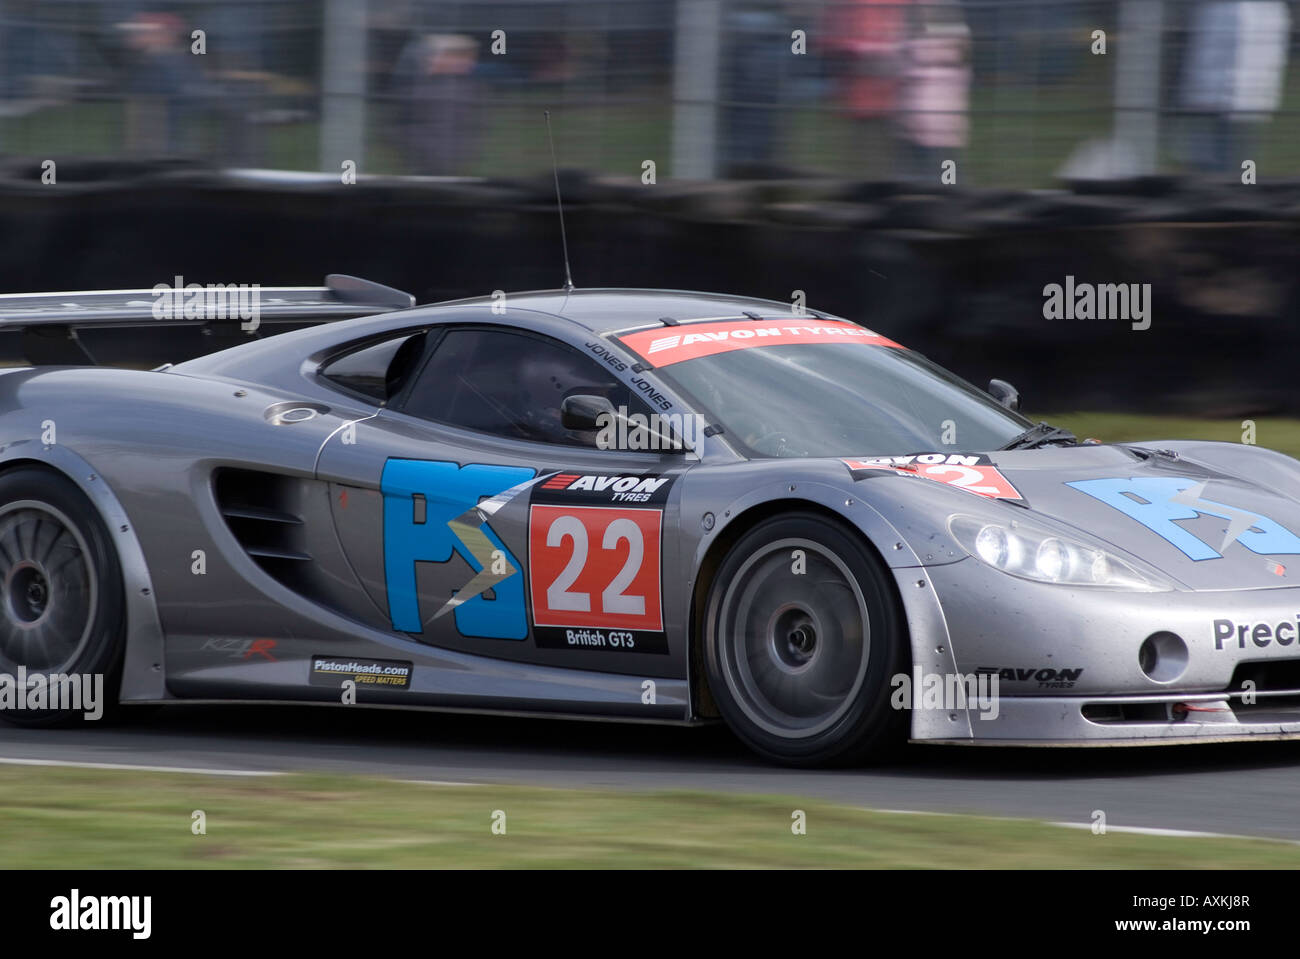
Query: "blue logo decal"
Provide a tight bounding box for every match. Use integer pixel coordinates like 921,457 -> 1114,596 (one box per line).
1067,476 -> 1300,561
382,459 -> 535,638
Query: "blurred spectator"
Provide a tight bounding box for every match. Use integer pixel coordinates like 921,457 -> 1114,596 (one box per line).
392,33 -> 483,175
1179,0 -> 1290,174
719,5 -> 791,177
118,11 -> 204,155
205,3 -> 273,168
824,0 -> 911,177
897,0 -> 971,180
0,13 -> 89,105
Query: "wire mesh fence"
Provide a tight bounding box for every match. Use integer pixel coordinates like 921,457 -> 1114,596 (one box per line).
0,0 -> 1295,184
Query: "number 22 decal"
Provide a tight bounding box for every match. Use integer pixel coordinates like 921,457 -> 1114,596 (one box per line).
529,505 -> 664,631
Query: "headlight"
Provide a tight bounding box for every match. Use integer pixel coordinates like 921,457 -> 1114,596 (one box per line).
948,514 -> 1169,590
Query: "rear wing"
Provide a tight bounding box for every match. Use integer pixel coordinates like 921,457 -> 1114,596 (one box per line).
0,274 -> 414,367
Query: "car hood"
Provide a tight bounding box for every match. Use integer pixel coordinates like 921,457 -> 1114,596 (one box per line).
985,444 -> 1300,591
844,443 -> 1300,592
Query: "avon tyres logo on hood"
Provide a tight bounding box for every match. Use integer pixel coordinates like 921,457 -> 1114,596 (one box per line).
843,453 -> 1023,501
619,318 -> 901,367
1068,477 -> 1300,561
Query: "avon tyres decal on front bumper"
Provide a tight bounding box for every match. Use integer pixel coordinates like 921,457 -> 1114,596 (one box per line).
618,318 -> 901,367
527,473 -> 675,654
843,453 -> 1023,501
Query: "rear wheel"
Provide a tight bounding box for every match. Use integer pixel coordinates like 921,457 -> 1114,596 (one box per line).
704,512 -> 907,766
0,468 -> 125,726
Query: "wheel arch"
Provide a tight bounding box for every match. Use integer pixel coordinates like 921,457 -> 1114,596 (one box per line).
688,496 -> 912,720
0,442 -> 167,701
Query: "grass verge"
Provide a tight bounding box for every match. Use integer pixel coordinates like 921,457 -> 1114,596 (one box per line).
1039,413 -> 1300,460
0,766 -> 1296,868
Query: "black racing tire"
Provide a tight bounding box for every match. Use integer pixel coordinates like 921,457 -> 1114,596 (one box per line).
703,512 -> 908,766
0,467 -> 125,727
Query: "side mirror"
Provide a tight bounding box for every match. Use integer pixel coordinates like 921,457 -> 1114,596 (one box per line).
560,393 -> 693,454
988,378 -> 1019,412
561,394 -> 616,431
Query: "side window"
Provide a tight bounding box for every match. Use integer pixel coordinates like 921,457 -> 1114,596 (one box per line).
400,328 -> 647,447
320,331 -> 427,402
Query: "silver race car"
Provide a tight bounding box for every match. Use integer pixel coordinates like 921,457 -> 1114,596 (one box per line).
0,276 -> 1297,765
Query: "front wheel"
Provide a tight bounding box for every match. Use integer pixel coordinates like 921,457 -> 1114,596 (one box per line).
703,512 -> 907,766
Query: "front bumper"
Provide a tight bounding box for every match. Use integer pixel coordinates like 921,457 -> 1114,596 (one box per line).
920,688 -> 1300,745
904,560 -> 1300,744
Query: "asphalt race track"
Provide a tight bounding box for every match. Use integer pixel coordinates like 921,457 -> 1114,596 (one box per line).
2,705 -> 1299,841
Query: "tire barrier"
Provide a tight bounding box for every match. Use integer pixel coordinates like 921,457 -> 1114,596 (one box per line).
0,157 -> 1294,413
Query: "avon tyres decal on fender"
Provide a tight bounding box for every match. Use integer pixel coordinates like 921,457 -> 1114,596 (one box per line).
527,473 -> 675,654
843,453 -> 1023,501
619,318 -> 902,367
381,459 -> 536,640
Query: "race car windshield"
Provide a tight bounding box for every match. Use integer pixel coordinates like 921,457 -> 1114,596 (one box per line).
652,343 -> 1032,458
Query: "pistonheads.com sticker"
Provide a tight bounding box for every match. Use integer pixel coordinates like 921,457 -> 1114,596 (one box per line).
309,656 -> 412,689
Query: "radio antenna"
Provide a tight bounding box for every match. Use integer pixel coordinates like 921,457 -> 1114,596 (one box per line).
544,110 -> 575,292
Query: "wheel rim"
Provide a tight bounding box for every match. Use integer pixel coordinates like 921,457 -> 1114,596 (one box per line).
717,537 -> 871,738
0,501 -> 97,674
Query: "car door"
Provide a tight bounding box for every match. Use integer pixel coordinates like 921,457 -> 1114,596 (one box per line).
315,322 -> 693,675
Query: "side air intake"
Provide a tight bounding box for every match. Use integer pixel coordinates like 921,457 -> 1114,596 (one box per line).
213,469 -> 312,579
